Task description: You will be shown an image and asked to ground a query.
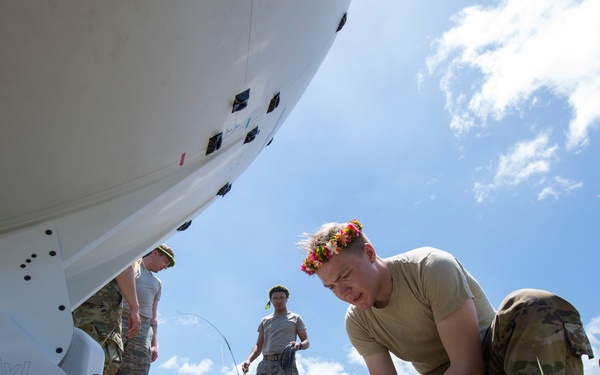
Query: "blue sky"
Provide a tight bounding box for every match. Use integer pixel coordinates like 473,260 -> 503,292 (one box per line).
150,0 -> 600,374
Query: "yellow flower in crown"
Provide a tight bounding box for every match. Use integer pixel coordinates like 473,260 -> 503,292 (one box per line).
301,219 -> 363,276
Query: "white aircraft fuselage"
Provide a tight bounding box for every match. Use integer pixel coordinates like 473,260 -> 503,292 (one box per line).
0,1 -> 351,373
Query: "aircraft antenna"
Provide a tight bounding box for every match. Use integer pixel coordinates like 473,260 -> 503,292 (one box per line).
177,311 -> 241,375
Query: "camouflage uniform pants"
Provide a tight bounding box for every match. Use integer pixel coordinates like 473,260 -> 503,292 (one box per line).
483,289 -> 594,375
115,315 -> 153,375
256,359 -> 299,375
72,280 -> 124,375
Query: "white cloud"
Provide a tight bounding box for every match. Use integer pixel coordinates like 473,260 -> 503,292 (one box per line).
159,355 -> 214,375
345,345 -> 364,366
297,356 -> 351,375
392,358 -> 420,375
157,311 -> 166,326
161,356 -> 181,370
537,176 -> 583,200
425,0 -> 600,151
175,314 -> 200,326
473,132 -> 558,202
583,316 -> 600,374
346,345 -> 418,375
586,316 -> 600,346
219,362 -> 246,375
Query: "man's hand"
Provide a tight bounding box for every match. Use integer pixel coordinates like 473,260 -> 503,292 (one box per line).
127,309 -> 141,338
241,360 -> 251,373
151,345 -> 158,362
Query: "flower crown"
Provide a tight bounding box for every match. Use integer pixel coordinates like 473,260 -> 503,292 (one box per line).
301,219 -> 363,276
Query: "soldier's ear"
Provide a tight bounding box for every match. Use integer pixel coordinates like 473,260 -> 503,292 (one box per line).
363,243 -> 376,263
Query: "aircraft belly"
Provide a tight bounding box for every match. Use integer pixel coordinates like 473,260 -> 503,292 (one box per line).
0,0 -> 349,231
0,0 -> 352,369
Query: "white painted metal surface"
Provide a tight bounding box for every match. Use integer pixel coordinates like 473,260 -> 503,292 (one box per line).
0,0 -> 351,372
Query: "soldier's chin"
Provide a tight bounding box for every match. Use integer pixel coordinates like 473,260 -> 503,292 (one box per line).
351,294 -> 371,310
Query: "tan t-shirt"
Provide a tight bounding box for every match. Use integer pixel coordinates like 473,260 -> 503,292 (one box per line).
258,311 -> 306,355
345,247 -> 496,374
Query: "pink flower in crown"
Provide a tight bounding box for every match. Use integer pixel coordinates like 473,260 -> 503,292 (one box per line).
347,223 -> 358,236
322,245 -> 332,259
301,264 -> 315,276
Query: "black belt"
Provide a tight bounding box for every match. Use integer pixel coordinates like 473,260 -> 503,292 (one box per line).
263,354 -> 282,361
123,313 -> 151,323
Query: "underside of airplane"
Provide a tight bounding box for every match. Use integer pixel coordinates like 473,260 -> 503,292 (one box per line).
0,1 -> 351,373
